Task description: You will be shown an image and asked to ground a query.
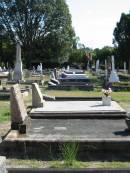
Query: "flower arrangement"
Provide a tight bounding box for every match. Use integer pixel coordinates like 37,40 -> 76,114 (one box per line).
102,88 -> 112,97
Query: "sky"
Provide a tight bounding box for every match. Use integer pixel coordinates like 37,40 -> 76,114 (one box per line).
66,0 -> 130,49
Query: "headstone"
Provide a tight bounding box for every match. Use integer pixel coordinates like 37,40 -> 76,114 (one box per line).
67,65 -> 70,71
40,63 -> 43,74
8,69 -> 13,81
54,68 -> 57,79
37,64 -> 42,74
51,71 -> 55,79
3,67 -> 6,71
0,67 -> 2,72
40,75 -> 44,85
87,61 -> 90,70
124,61 -> 127,73
96,59 -> 100,74
109,56 -> 119,83
37,65 -> 40,72
32,83 -> 45,108
6,62 -> 8,68
0,156 -> 7,173
10,84 -> 27,129
105,60 -> 108,81
13,40 -> 23,82
32,66 -> 36,73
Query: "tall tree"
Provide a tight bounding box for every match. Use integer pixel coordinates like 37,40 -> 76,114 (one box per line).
113,13 -> 130,72
93,46 -> 115,61
0,0 -> 75,67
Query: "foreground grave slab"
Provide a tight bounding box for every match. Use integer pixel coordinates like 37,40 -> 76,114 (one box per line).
30,100 -> 126,118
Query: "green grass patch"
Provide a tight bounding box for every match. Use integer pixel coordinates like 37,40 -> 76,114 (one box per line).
6,159 -> 130,169
0,100 -> 10,122
59,143 -> 79,167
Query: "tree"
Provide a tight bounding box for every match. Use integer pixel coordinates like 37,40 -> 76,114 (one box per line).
0,0 -> 75,67
113,13 -> 130,72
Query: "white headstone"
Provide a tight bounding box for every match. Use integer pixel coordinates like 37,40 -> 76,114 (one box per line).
40,63 -> 43,74
96,60 -> 99,74
124,62 -> 127,73
109,56 -> 119,83
67,65 -> 70,71
0,67 -> 2,72
32,83 -> 45,108
37,64 -> 42,74
13,41 -> 23,81
3,67 -> 6,71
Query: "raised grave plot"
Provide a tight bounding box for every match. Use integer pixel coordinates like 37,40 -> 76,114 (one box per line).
30,101 -> 126,118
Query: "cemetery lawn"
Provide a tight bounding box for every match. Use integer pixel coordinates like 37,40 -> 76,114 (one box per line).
6,159 -> 130,168
0,90 -> 130,124
0,89 -> 130,168
0,100 -> 10,122
43,90 -> 130,111
0,100 -> 10,136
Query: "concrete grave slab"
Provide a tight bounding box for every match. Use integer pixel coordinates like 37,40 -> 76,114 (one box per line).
30,101 -> 126,118
5,119 -> 130,142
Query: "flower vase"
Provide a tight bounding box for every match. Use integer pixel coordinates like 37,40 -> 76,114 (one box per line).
102,95 -> 111,106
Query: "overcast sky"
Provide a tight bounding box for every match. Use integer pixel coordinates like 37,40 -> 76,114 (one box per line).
66,0 -> 130,49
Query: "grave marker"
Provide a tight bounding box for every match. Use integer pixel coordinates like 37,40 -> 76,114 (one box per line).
10,84 -> 27,130
13,40 -> 23,82
32,83 -> 45,108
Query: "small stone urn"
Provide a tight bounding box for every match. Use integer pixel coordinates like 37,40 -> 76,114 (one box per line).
102,95 -> 111,106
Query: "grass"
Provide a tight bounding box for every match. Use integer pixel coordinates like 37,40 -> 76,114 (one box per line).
59,143 -> 79,167
6,159 -> 130,169
1,72 -> 130,168
0,100 -> 10,122
43,89 -> 130,109
0,88 -> 130,124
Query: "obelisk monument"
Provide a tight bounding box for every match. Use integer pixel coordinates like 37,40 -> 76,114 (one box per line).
13,40 -> 23,82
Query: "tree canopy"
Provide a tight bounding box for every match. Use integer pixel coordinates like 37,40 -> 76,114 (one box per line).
0,0 -> 75,67
113,13 -> 130,71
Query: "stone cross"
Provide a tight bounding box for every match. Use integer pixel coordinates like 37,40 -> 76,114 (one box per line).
32,83 -> 45,108
10,84 -> 27,130
13,40 -> 23,81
